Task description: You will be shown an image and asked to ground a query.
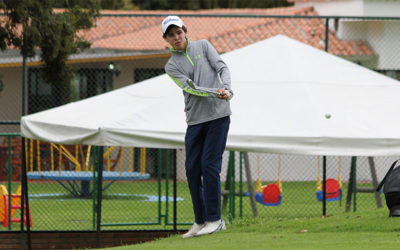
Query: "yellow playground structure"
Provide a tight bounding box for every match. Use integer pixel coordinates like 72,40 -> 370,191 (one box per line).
24,139 -> 150,197
24,140 -> 147,175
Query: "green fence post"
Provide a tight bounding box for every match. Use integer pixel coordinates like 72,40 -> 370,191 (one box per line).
7,135 -> 12,230
22,56 -> 26,116
172,149 -> 177,231
158,149 -> 162,224
165,149 -> 170,225
92,146 -> 99,230
325,17 -> 329,52
20,136 -> 31,248
96,146 -> 104,248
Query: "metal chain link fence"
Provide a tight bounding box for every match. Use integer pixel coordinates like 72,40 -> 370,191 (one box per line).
1,12 -> 400,231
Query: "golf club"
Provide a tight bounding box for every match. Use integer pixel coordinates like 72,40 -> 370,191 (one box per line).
186,79 -> 228,97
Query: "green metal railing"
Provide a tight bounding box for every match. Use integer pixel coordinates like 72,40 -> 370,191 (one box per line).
0,134 -> 186,231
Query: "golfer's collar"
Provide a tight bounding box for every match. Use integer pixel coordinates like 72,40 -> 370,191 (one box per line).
170,38 -> 190,53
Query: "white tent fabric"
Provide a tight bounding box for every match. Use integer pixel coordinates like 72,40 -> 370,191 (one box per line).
21,35 -> 400,156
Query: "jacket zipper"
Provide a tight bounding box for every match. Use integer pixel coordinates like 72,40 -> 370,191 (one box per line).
184,49 -> 194,66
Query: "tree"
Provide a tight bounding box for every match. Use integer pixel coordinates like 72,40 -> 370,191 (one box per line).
0,0 -> 99,90
54,0 -> 124,10
130,0 -> 170,10
131,0 -> 293,10
99,0 -> 124,9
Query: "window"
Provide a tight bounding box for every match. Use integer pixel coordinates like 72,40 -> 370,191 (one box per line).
134,68 -> 164,83
28,68 -> 113,114
28,68 -> 63,114
77,68 -> 113,99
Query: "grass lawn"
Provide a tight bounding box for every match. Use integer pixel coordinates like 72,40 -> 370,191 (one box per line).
0,179 -> 384,231
2,179 -> 398,249
109,209 -> 400,250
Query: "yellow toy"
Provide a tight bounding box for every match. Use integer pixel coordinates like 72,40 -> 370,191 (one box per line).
0,185 -> 32,227
0,185 -> 21,222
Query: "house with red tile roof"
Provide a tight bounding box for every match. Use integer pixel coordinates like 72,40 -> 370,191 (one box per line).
289,0 -> 400,78
0,6 -> 385,129
78,6 -> 375,60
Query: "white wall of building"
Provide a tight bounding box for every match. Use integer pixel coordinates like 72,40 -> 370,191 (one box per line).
294,0 -> 400,16
294,0 -> 364,16
364,0 -> 400,16
336,19 -> 400,69
0,66 -> 23,132
379,21 -> 400,69
294,0 -> 400,71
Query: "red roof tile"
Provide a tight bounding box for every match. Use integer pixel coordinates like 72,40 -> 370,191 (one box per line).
1,7 -> 374,59
81,6 -> 373,58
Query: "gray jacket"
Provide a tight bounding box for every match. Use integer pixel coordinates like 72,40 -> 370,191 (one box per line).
165,39 -> 233,125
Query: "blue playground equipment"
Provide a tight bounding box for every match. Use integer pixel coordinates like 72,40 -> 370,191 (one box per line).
254,183 -> 282,206
25,142 -> 150,197
316,179 -> 342,201
27,170 -> 150,197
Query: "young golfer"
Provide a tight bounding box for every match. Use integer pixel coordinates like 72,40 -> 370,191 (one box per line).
162,15 -> 233,238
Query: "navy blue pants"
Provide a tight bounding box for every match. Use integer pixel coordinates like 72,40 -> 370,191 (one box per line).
185,116 -> 230,224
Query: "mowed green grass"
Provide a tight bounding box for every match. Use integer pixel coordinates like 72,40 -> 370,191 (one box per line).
0,180 -> 385,232
109,209 -> 400,250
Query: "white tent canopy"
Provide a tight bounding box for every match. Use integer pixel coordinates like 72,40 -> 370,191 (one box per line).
21,35 -> 400,156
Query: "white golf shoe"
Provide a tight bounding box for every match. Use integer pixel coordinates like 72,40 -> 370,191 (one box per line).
181,223 -> 205,239
195,219 -> 226,236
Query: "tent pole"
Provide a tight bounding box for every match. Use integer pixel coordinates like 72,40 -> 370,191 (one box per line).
346,159 -> 354,212
322,18 -> 329,216
243,152 -> 258,218
239,152 -> 243,218
228,151 -> 236,220
322,156 -> 327,216
367,157 -> 382,208
352,157 -> 357,212
21,137 -> 32,250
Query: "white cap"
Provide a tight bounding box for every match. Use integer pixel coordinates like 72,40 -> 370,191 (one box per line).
161,16 -> 184,35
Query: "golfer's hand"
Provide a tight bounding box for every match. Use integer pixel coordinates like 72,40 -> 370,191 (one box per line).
217,88 -> 229,100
